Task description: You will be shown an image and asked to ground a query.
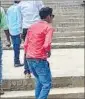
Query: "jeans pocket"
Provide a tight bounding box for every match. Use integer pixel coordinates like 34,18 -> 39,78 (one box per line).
35,60 -> 50,76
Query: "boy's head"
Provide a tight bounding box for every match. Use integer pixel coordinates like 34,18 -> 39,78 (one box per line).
14,0 -> 20,3
39,7 -> 54,23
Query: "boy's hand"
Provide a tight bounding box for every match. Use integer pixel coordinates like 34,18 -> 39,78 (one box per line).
47,51 -> 51,58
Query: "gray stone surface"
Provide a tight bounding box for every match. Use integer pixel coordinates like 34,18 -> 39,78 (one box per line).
1,87 -> 84,99
1,49 -> 84,91
2,49 -> 84,79
1,0 -> 84,48
2,76 -> 84,91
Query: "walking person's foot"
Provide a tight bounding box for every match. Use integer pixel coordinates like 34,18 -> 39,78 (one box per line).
0,85 -> 4,95
14,63 -> 24,67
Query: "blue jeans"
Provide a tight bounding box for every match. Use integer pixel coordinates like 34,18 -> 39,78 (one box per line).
11,34 -> 21,64
27,59 -> 52,99
0,40 -> 2,84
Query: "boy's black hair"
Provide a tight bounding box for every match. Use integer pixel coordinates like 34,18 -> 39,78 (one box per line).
39,7 -> 53,19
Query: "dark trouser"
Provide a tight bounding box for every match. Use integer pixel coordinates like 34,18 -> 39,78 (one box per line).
11,34 -> 21,65
23,28 -> 30,74
22,28 -> 28,41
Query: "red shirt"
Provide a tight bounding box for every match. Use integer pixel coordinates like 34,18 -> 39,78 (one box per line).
24,20 -> 54,59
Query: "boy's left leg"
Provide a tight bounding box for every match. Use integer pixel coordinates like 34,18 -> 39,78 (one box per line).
35,60 -> 52,99
35,78 -> 42,99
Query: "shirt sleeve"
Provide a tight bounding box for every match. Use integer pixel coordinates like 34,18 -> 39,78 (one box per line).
0,7 -> 8,30
43,26 -> 54,52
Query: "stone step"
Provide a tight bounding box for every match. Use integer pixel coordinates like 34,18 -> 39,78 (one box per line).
56,26 -> 84,29
45,2 -> 83,6
55,15 -> 84,18
54,21 -> 84,25
54,22 -> 84,24
55,18 -> 84,25
55,21 -> 84,24
52,36 -> 84,43
51,42 -> 85,48
54,23 -> 84,27
53,32 -> 84,37
54,31 -> 84,34
45,0 -> 83,3
2,76 -> 84,91
55,24 -> 84,27
55,11 -> 84,13
46,6 -> 83,10
2,42 -> 85,50
1,87 -> 84,99
45,0 -> 83,1
56,28 -> 84,32
55,19 -> 84,22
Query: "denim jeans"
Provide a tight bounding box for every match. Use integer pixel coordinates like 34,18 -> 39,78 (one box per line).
11,34 -> 21,64
27,59 -> 52,99
0,40 -> 2,84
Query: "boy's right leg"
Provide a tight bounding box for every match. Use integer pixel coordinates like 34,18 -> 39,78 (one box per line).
35,60 -> 52,99
35,78 -> 42,99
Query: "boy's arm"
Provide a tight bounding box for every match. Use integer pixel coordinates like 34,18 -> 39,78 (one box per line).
43,27 -> 54,57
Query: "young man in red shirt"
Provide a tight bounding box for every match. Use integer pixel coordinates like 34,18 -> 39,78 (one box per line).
24,7 -> 54,99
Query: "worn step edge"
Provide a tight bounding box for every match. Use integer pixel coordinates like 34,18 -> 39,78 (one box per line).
2,42 -> 85,50
2,76 -> 84,91
51,43 -> 85,49
1,87 -> 84,99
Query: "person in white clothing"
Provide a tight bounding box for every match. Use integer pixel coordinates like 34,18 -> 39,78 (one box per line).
18,0 -> 44,78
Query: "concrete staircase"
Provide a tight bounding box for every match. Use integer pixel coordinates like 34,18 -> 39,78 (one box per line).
1,49 -> 85,99
1,76 -> 84,99
1,87 -> 84,99
0,0 -> 84,98
1,0 -> 85,49
45,0 -> 84,48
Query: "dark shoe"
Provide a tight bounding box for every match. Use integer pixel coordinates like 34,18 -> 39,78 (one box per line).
0,88 -> 4,95
14,63 -> 24,67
